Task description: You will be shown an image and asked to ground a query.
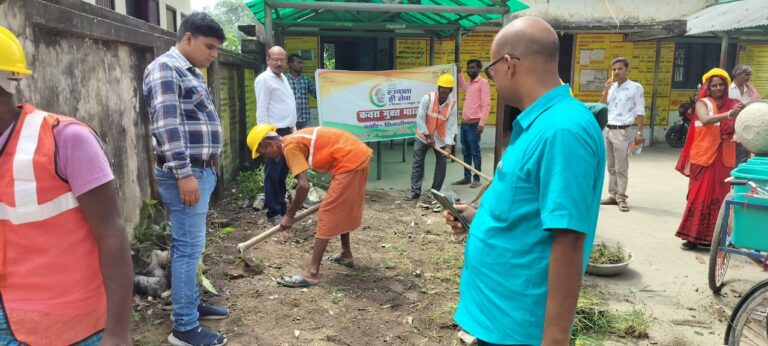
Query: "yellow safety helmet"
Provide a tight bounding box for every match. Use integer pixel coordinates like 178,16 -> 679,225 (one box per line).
246,124 -> 277,159
437,74 -> 455,88
0,26 -> 32,75
701,67 -> 731,87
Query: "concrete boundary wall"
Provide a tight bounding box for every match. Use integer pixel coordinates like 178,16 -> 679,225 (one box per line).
1,0 -> 262,236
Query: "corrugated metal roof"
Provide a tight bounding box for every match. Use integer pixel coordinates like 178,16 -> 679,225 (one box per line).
244,0 -> 529,37
686,0 -> 768,35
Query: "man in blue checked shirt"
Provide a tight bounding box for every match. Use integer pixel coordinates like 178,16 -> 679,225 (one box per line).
287,54 -> 316,130
142,12 -> 229,346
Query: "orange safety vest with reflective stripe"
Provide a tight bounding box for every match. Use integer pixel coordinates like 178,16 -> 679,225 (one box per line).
416,92 -> 455,142
690,97 -> 736,167
0,104 -> 106,345
283,127 -> 372,176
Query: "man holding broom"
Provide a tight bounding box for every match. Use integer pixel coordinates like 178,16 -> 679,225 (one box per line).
246,125 -> 372,288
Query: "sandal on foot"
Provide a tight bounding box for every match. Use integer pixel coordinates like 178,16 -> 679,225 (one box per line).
618,200 -> 630,212
680,241 -> 697,250
277,274 -> 318,288
327,254 -> 355,268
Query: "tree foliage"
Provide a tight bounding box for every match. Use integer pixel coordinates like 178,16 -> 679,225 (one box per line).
203,0 -> 257,52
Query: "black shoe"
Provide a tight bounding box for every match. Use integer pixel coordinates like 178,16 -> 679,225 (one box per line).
404,192 -> 420,201
168,326 -> 227,346
451,179 -> 470,185
198,303 -> 229,320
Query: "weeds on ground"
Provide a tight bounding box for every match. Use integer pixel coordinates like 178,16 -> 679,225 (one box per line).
132,200 -> 171,269
236,166 -> 265,201
211,226 -> 235,244
589,242 -> 628,265
571,286 -> 652,345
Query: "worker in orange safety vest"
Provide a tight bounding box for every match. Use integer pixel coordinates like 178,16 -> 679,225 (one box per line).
0,25 -> 133,345
405,73 -> 458,202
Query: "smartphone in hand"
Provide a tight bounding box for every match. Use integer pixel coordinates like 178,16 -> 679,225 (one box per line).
431,189 -> 470,230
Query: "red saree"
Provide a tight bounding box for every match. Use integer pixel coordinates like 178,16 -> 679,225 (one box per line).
675,96 -> 739,245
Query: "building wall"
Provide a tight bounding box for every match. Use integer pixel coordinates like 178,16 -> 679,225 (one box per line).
3,0 -> 260,235
81,0 -> 191,32
517,0 -> 714,25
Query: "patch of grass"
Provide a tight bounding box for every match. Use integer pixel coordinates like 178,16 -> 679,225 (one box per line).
571,286 -> 653,344
231,314 -> 244,326
427,247 -> 463,285
430,302 -> 457,325
329,290 -> 345,303
236,166 -> 265,201
212,226 -> 235,244
589,242 -> 628,265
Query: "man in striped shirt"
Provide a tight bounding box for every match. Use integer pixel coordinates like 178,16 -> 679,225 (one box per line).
287,54 -> 316,130
143,12 -> 228,346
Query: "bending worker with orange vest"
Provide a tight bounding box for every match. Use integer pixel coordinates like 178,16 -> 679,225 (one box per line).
247,125 -> 372,288
0,26 -> 133,345
405,73 -> 458,201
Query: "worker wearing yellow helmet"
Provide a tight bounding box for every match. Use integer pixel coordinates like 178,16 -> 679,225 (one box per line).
246,124 -> 372,288
405,73 -> 458,202
0,26 -> 132,344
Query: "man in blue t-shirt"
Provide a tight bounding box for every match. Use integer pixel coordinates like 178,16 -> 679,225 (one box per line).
443,17 -> 605,345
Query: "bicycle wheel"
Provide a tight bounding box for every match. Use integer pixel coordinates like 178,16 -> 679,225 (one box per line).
709,196 -> 733,294
727,280 -> 768,345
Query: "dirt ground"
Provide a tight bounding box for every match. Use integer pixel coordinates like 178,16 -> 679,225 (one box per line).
132,148 -> 763,346
133,188 -> 473,345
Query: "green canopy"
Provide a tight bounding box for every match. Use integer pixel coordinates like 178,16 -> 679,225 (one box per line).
244,0 -> 529,38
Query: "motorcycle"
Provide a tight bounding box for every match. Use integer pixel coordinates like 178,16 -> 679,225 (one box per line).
666,95 -> 696,148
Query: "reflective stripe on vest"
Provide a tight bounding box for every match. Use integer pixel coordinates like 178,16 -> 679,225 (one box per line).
292,126 -> 321,168
416,92 -> 453,141
0,110 -> 79,225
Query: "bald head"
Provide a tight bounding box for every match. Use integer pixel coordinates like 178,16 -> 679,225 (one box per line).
492,16 -> 559,65
266,46 -> 287,75
267,46 -> 286,59
489,17 -> 562,110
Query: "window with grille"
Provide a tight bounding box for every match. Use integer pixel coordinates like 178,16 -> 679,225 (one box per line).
672,42 -> 733,90
166,6 -> 177,32
95,0 -> 115,10
126,0 -> 160,26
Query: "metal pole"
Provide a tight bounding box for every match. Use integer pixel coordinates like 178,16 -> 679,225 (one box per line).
264,4 -> 273,49
283,30 -> 431,38
454,29 -> 461,65
649,40 -> 662,146
377,141 -> 382,180
402,139 -> 406,162
494,14 -> 514,170
273,20 -> 458,31
719,33 -> 729,68
429,37 -> 435,66
266,1 -> 508,15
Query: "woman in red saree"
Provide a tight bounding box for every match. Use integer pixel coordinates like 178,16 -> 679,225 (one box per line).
675,68 -> 745,250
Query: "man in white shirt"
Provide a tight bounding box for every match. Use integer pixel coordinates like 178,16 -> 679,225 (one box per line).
254,46 -> 297,224
599,57 -> 645,212
729,64 -> 759,104
730,64 -> 760,164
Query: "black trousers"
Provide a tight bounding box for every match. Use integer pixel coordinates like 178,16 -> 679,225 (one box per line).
264,127 -> 293,218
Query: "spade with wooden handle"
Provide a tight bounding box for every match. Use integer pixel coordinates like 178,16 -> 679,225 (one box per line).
433,146 -> 492,182
237,203 -> 321,253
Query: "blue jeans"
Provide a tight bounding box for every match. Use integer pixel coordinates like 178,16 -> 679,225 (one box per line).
460,123 -> 482,182
156,167 -> 217,332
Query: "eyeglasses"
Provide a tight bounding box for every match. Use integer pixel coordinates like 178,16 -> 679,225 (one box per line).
270,57 -> 286,63
484,54 -> 521,81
